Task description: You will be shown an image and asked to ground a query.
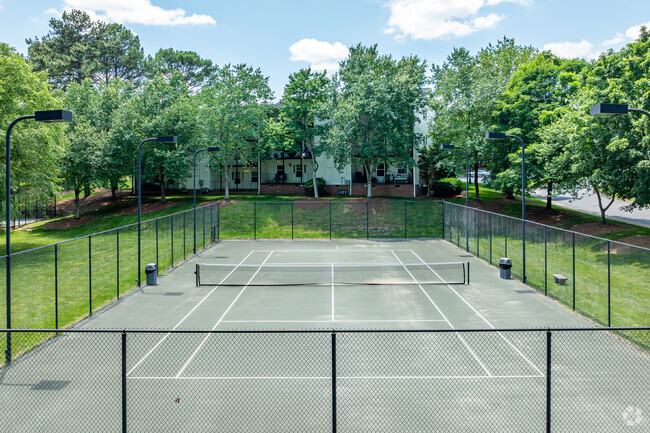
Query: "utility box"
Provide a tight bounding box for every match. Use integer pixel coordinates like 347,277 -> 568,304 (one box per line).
499,258 -> 512,279
145,263 -> 158,286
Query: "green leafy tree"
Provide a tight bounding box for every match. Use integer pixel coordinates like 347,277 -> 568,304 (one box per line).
322,44 -> 427,198
0,43 -> 66,217
145,48 -> 215,91
275,68 -> 331,198
430,38 -> 535,201
91,22 -> 144,84
197,64 -> 273,199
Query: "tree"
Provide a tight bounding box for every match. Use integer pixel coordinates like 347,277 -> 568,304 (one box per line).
417,145 -> 457,196
429,38 -> 535,201
197,64 -> 273,199
0,43 -> 66,217
496,52 -> 586,208
27,9 -> 144,88
275,68 -> 331,198
322,44 -> 427,198
145,48 -> 215,91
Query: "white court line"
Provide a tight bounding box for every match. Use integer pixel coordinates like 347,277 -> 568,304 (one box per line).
409,250 -> 545,376
128,374 -> 543,380
391,250 -> 492,377
174,251 -> 274,378
126,251 -> 256,377
331,264 -> 335,321
221,319 -> 448,323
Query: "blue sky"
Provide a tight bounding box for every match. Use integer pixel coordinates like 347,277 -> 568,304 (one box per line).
1,0 -> 649,99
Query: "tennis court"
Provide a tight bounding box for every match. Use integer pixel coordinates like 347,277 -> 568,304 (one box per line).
1,239 -> 648,431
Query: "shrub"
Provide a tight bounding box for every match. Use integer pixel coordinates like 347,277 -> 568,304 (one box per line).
430,177 -> 462,197
304,177 -> 327,196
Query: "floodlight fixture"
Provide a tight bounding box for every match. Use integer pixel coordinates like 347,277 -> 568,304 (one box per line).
590,103 -> 650,119
34,110 -> 73,123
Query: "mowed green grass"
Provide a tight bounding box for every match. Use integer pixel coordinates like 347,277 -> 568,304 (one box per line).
444,204 -> 650,348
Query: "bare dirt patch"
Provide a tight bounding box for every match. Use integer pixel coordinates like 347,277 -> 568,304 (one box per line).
610,235 -> 650,253
118,200 -> 180,216
569,222 -> 628,237
43,215 -> 95,230
55,188 -> 131,212
469,200 -> 505,214
295,200 -> 329,211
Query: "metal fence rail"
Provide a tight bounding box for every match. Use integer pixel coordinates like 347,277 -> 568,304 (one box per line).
443,202 -> 650,333
0,327 -> 647,432
1,203 -> 220,362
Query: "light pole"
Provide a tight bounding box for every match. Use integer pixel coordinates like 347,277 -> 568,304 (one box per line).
590,103 -> 650,119
441,144 -> 469,251
193,147 -> 220,254
137,136 -> 177,286
5,110 -> 72,363
485,132 -> 527,283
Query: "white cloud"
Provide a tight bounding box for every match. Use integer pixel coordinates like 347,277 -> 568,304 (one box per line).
384,0 -> 529,40
58,0 -> 216,26
625,21 -> 650,40
289,39 -> 349,73
543,40 -> 598,60
603,33 -> 626,46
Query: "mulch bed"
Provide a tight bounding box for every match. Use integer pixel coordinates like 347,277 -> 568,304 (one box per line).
610,235 -> 650,253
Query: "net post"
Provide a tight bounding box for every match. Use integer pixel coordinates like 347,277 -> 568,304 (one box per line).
55,244 -> 59,329
546,329 -> 552,433
195,263 -> 200,287
467,262 -> 470,285
89,235 -> 92,316
331,330 -> 337,433
122,330 -> 128,433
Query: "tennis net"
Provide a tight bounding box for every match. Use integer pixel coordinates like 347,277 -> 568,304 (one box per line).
195,262 -> 469,287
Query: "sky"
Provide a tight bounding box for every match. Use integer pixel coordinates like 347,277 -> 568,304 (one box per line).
1,0 -> 650,99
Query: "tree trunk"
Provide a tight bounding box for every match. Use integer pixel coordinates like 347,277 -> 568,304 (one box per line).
224,165 -> 231,200
160,173 -> 167,204
363,160 -> 372,199
111,183 -> 118,200
83,183 -> 91,198
546,181 -> 553,210
74,189 -> 81,220
593,186 -> 615,225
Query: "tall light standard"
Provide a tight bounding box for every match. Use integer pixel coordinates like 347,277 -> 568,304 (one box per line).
137,136 -> 177,286
193,147 -> 220,254
485,132 -> 527,283
590,103 -> 650,119
441,144 -> 469,251
5,110 -> 72,363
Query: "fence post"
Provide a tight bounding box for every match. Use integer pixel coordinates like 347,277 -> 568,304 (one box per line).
366,201 -> 369,239
442,202 -> 445,240
155,220 -> 159,269
607,241 -> 611,327
489,213 -> 492,265
331,331 -> 337,433
254,202 -> 257,240
476,210 -> 479,257
291,202 -> 294,240
117,229 -> 120,299
55,244 -> 59,329
122,331 -> 127,433
544,227 -> 547,296
546,329 -> 552,433
203,206 -> 206,249
572,233 -> 575,311
329,202 -> 332,239
89,236 -> 92,316
171,214 -> 174,266
183,212 -> 186,259
404,202 -> 407,239
505,228 -> 508,258
216,203 -> 220,242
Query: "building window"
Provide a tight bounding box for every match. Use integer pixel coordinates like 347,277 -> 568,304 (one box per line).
252,171 -> 258,183
397,163 -> 407,175
296,164 -> 303,177
377,163 -> 385,177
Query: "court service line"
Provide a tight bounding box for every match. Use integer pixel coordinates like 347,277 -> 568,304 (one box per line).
128,374 -> 543,380
408,250 -> 544,376
126,251 -> 256,376
221,319 -> 448,323
390,250 -> 492,377
174,251 -> 274,378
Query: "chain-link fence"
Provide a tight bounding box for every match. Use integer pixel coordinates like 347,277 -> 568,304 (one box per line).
443,202 -> 650,341
216,200 -> 443,240
0,203 -> 220,362
0,327 -> 647,432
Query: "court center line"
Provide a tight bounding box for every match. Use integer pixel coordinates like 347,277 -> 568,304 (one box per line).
174,251 -> 274,378
126,250 -> 256,377
128,374 -> 543,380
408,250 -> 544,376
390,250 -> 492,377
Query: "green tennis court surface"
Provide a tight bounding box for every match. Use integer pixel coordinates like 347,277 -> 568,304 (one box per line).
1,239 -> 648,431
